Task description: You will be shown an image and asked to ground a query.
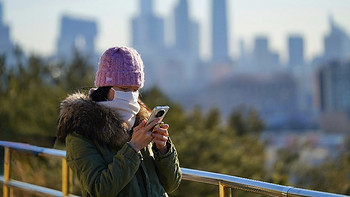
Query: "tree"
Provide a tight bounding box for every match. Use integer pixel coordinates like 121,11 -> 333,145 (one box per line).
293,136 -> 350,195
0,50 -> 93,144
5,50 -> 349,196
140,90 -> 267,197
228,106 -> 265,136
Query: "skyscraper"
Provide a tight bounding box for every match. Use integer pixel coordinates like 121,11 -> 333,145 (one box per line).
0,3 -> 2,24
211,0 -> 229,62
132,0 -> 165,53
0,2 -> 13,56
141,0 -> 153,15
316,60 -> 350,113
288,35 -> 305,67
131,0 -> 167,88
56,15 -> 98,62
252,36 -> 280,72
174,0 -> 199,59
324,16 -> 350,61
175,0 -> 190,53
254,37 -> 269,63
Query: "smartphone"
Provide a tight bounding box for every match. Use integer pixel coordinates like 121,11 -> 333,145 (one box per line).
146,106 -> 170,127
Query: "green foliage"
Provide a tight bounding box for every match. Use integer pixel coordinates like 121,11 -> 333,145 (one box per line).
269,147 -> 299,185
204,108 -> 221,130
1,50 -> 349,197
59,50 -> 95,92
0,49 -> 94,145
0,49 -> 94,196
139,91 -> 267,197
140,86 -> 186,132
228,107 -> 265,136
293,137 -> 350,195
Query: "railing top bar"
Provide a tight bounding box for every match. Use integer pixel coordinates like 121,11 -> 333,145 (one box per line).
0,176 -> 79,197
0,176 -> 63,197
1,140 -> 348,197
182,168 -> 285,196
288,187 -> 349,197
0,140 -> 66,158
181,168 -> 348,197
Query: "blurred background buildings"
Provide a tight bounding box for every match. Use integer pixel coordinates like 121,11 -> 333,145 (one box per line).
55,15 -> 98,63
1,0 -> 350,163
0,2 -> 13,66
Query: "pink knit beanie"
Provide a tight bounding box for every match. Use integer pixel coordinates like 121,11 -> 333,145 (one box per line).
95,46 -> 144,88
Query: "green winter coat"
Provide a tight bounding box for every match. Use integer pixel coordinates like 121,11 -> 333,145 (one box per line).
57,93 -> 182,197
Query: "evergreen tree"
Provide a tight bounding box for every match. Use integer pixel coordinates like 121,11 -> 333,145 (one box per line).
1,50 -> 348,196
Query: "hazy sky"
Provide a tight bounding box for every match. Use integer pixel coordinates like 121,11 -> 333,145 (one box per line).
2,0 -> 350,62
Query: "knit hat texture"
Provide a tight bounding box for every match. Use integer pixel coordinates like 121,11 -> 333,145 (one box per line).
95,46 -> 144,88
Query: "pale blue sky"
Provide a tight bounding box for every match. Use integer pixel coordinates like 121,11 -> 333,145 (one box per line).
2,0 -> 350,62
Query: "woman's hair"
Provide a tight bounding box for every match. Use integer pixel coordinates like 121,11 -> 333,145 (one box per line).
90,86 -> 112,102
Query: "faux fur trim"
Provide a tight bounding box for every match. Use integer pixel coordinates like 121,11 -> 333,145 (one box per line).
57,92 -> 150,148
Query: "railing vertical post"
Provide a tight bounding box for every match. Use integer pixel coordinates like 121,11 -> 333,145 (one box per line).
224,187 -> 232,197
62,158 -> 69,196
3,147 -> 11,197
219,182 -> 232,197
219,181 -> 225,197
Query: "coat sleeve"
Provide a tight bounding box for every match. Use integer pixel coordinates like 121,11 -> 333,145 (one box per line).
66,133 -> 141,197
152,139 -> 182,193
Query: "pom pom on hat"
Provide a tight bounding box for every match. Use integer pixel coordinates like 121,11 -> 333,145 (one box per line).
95,46 -> 144,88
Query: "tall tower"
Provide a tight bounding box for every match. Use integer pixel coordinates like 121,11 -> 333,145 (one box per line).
56,15 -> 97,62
211,0 -> 229,62
288,35 -> 304,67
0,3 -> 3,22
174,0 -> 190,52
253,37 -> 269,65
141,0 -> 153,15
252,36 -> 280,72
132,0 -> 165,52
324,16 -> 350,61
0,2 -> 13,56
132,0 -> 166,88
317,60 -> 350,113
174,0 -> 199,59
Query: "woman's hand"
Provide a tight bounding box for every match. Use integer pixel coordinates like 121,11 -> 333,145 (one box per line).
151,123 -> 170,154
129,120 -> 158,152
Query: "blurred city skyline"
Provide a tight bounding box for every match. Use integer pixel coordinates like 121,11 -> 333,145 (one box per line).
2,1 -> 350,185
1,0 -> 350,130
2,0 -> 350,62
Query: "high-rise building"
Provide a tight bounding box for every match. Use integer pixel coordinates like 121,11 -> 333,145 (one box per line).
141,0 -> 153,15
316,60 -> 350,113
174,0 -> 189,52
254,37 -> 269,63
132,0 -> 167,88
211,0 -> 229,62
252,36 -> 280,73
288,35 -> 305,67
323,16 -> 350,61
0,2 -> 13,56
132,0 -> 165,53
0,3 -> 2,20
174,0 -> 199,59
56,15 -> 98,62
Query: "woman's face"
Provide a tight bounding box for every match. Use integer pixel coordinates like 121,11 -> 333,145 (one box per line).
107,86 -> 139,101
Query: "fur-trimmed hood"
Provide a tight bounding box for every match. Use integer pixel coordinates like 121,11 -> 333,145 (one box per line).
57,92 -> 150,148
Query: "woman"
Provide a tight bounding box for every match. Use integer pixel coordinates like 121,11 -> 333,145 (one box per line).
57,46 -> 182,197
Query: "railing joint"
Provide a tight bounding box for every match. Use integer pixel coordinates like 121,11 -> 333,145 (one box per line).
282,186 -> 294,196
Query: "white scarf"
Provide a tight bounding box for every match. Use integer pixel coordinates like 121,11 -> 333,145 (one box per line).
98,89 -> 140,130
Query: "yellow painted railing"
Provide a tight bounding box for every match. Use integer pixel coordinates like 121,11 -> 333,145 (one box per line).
0,140 -> 348,197
0,141 -> 74,197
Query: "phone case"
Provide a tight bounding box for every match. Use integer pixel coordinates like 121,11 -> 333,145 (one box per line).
146,106 -> 170,126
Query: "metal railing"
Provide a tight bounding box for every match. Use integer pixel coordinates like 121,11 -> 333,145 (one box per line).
0,140 -> 348,197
